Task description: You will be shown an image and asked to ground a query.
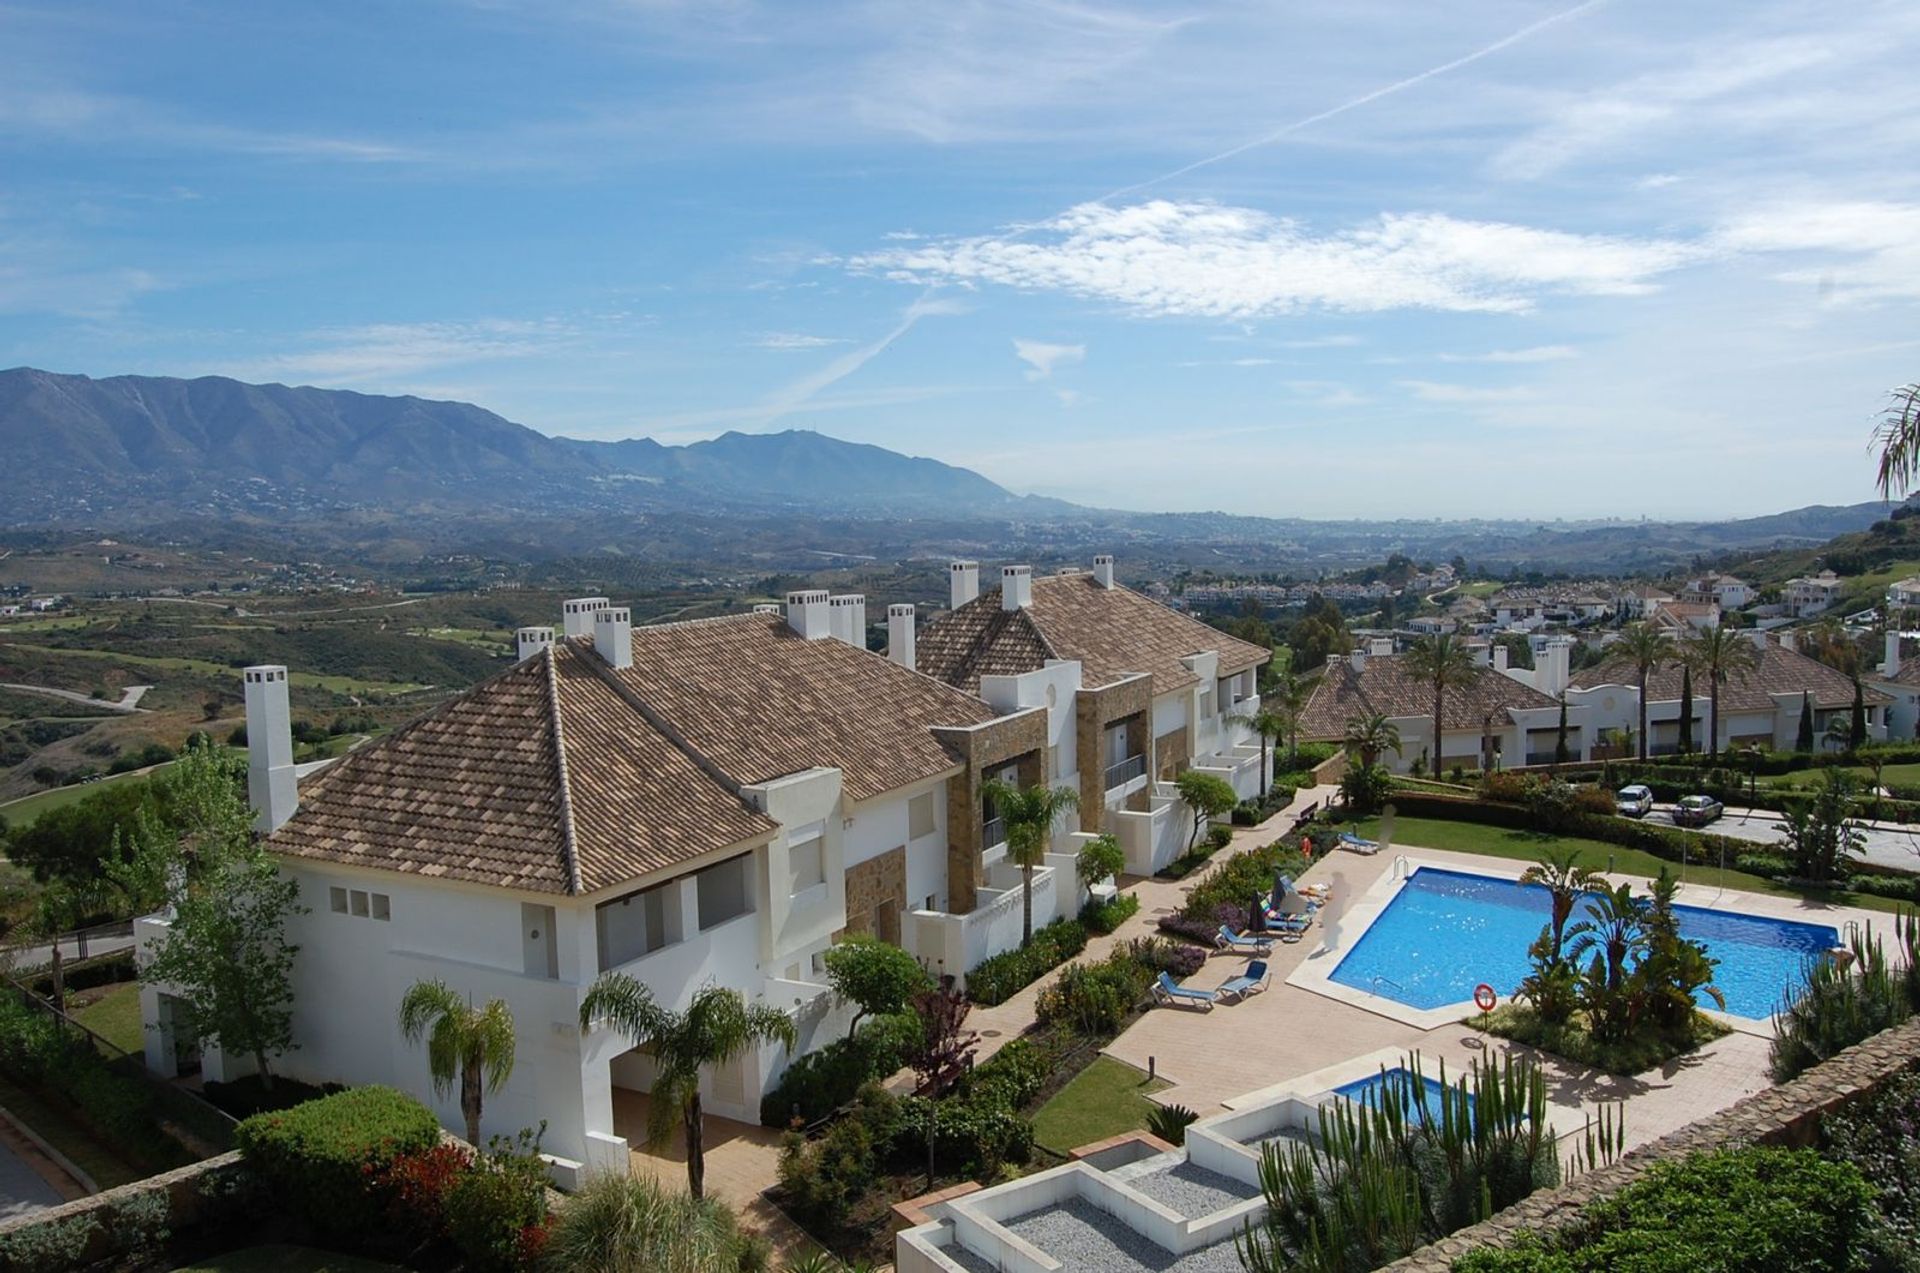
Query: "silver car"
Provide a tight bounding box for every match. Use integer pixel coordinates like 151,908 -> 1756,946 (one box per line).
1615,784 -> 1653,818
1673,794 -> 1725,827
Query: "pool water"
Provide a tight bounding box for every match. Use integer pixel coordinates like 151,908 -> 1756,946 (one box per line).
1331,1068 -> 1468,1126
1330,867 -> 1839,1019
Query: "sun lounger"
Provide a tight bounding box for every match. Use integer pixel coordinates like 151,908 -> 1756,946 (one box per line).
1215,924 -> 1274,953
1217,959 -> 1270,1002
1154,971 -> 1218,1010
1337,830 -> 1380,855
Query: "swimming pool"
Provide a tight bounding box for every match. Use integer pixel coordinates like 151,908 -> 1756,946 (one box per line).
1329,866 -> 1839,1019
1331,1068 -> 1468,1126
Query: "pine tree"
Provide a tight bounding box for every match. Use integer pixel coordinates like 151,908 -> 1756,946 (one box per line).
1796,690 -> 1815,753
1850,678 -> 1868,750
1677,665 -> 1695,754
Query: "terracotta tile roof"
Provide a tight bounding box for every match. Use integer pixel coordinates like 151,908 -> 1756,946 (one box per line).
1299,654 -> 1560,740
1570,639 -> 1891,712
605,613 -> 1003,803
270,644 -> 775,895
916,573 -> 1270,695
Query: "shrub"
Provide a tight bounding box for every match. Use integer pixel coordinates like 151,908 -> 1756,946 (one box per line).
0,1212 -> 101,1272
1079,891 -> 1140,935
234,1085 -> 441,1236
962,1039 -> 1050,1110
444,1128 -> 551,1272
759,1016 -> 914,1128
1340,763 -> 1392,814
542,1170 -> 760,1273
1206,823 -> 1234,851
1036,953 -> 1150,1037
1181,838 -> 1310,924
1453,1147 -> 1877,1272
777,1090 -> 893,1234
1146,1103 -> 1198,1146
1126,936 -> 1208,979
377,1141 -> 475,1244
902,1091 -> 1034,1175
1771,915 -> 1920,1083
965,918 -> 1088,1007
1821,1065 -> 1920,1261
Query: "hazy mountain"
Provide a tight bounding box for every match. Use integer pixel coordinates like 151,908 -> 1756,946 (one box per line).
0,368 -> 1032,523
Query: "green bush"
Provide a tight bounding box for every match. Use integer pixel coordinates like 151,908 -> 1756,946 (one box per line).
965,918 -> 1088,1007
1771,915 -> 1920,1083
1821,1065 -> 1920,1262
1181,838 -> 1311,924
1453,1147 -> 1878,1272
758,1016 -> 913,1128
542,1170 -> 760,1273
1035,955 -> 1148,1036
1079,891 -> 1140,935
234,1085 -> 441,1236
777,1088 -> 894,1235
961,1039 -> 1051,1111
443,1128 -> 550,1272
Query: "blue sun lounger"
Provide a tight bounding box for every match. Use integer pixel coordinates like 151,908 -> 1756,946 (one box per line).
1154,971 -> 1218,1010
1217,959 -> 1270,1002
1215,924 -> 1273,954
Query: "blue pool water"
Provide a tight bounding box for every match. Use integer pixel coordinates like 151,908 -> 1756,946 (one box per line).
1332,1068 -> 1468,1126
1330,867 -> 1839,1019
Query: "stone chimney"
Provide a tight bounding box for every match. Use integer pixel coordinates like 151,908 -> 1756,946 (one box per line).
1887,630 -> 1902,678
516,626 -> 554,662
243,665 -> 298,834
949,561 -> 980,610
562,596 -> 610,639
1093,554 -> 1116,589
593,607 -> 632,670
1001,565 -> 1033,611
1348,648 -> 1367,674
786,589 -> 830,640
888,604 -> 916,669
828,594 -> 867,647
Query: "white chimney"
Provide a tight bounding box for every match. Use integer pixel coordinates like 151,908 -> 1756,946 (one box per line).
753,603 -> 780,615
516,626 -> 554,662
593,606 -> 632,670
243,665 -> 298,834
828,594 -> 866,647
562,596 -> 610,639
1778,630 -> 1796,653
1887,630 -> 1901,678
1348,648 -> 1367,674
1747,629 -> 1770,652
1001,565 -> 1033,611
949,561 -> 980,610
1093,554 -> 1116,589
1369,637 -> 1394,656
786,589 -> 830,640
1493,645 -> 1509,672
888,603 -> 916,669
1538,639 -> 1572,698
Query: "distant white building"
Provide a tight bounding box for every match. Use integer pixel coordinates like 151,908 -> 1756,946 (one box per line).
1785,570 -> 1846,618
1680,574 -> 1752,610
1888,576 -> 1920,612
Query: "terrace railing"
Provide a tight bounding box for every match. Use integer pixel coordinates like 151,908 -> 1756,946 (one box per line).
1104,753 -> 1148,791
982,816 -> 1007,850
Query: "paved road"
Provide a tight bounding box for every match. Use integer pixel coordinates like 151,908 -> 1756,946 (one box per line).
3,927 -> 137,974
0,1136 -> 66,1221
0,682 -> 150,713
1646,801 -> 1920,874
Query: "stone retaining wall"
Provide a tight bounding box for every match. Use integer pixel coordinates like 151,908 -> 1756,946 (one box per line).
1385,1017 -> 1920,1270
0,1151 -> 245,1269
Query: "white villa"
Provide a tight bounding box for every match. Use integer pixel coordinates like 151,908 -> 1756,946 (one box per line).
1784,569 -> 1846,618
1888,575 -> 1920,612
136,561 -> 1262,1177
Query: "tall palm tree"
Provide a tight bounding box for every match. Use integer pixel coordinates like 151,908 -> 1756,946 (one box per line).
1403,633 -> 1478,779
1566,882 -> 1652,1041
579,977 -> 796,1198
1679,625 -> 1760,758
1229,705 -> 1287,796
1267,669 -> 1310,768
1341,711 -> 1402,771
1872,381 -> 1920,497
1615,623 -> 1673,762
398,979 -> 516,1149
1518,847 -> 1601,962
980,779 -> 1080,946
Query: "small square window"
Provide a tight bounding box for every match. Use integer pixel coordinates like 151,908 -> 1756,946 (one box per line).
924,893 -> 936,912
329,887 -> 348,914
810,951 -> 826,977
908,791 -> 936,840
370,893 -> 390,921
350,890 -> 369,917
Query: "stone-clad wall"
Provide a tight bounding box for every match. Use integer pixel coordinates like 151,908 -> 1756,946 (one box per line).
1386,1018 -> 1920,1270
1074,675 -> 1151,835
934,709 -> 1048,914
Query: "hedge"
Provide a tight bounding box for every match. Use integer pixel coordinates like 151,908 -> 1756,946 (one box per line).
965,917 -> 1089,1007
760,1016 -> 914,1129
234,1085 -> 441,1237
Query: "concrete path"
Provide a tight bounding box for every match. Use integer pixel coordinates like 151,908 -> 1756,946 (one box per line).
0,1114 -> 85,1220
0,683 -> 150,713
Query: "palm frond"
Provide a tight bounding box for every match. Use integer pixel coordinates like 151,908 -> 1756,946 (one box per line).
1874,383 -> 1920,499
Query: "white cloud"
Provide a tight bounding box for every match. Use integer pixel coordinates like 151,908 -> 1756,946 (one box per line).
1438,345 -> 1578,363
755,331 -> 845,350
1280,334 -> 1363,349
232,319 -> 575,384
1399,380 -> 1537,404
850,200 -> 1702,319
1013,339 -> 1085,380
1714,200 -> 1920,303
1286,380 -> 1369,407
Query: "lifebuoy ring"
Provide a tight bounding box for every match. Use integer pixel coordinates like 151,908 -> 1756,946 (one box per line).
1473,983 -> 1498,1013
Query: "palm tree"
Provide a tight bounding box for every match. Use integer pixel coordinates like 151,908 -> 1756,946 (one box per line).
979,778 -> 1080,946
1566,882 -> 1652,1041
1341,712 -> 1402,771
1229,705 -> 1287,797
1679,626 -> 1760,757
1403,633 -> 1478,780
398,979 -> 517,1149
579,977 -> 796,1198
1615,623 -> 1673,762
1518,847 -> 1601,962
1267,670 -> 1310,768
1872,381 -> 1920,497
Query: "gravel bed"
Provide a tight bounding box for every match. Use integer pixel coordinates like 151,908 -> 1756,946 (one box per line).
1005,1196 -> 1245,1272
1238,1125 -> 1315,1152
1127,1160 -> 1258,1218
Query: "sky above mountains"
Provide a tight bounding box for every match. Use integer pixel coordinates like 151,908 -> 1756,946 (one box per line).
3,0 -> 1918,519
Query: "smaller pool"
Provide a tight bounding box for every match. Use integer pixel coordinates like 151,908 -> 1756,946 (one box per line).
1331,1068 -> 1469,1127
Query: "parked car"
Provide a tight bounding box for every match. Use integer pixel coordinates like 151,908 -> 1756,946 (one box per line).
1672,794 -> 1724,827
1615,784 -> 1654,818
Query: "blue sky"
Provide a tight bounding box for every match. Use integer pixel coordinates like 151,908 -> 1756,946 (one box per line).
4,1 -> 1919,519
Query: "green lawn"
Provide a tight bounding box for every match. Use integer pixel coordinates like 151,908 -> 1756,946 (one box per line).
0,765 -> 160,827
1031,1055 -> 1170,1153
1762,761 -> 1920,791
0,1070 -> 142,1190
174,1245 -> 409,1272
71,982 -> 144,1055
1352,814 -> 1913,916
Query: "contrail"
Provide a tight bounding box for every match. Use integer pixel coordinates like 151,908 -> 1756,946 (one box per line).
1097,0 -> 1610,204
755,291 -> 963,424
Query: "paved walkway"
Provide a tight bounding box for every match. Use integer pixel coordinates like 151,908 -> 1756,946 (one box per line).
0,1113 -> 86,1220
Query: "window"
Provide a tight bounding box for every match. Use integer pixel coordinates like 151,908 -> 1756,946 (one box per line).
370,893 -> 390,922
1104,722 -> 1130,768
596,882 -> 671,969
329,887 -> 348,914
332,885 -> 388,921
696,854 -> 754,931
788,834 -> 825,895
1047,744 -> 1061,780
924,893 -> 937,912
908,791 -> 936,840
350,890 -> 369,918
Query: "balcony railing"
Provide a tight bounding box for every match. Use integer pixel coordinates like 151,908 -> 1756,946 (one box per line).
982,816 -> 1007,849
1104,753 -> 1148,791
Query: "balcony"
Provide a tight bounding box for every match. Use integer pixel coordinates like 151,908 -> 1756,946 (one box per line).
1104,753 -> 1148,791
982,816 -> 1007,850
